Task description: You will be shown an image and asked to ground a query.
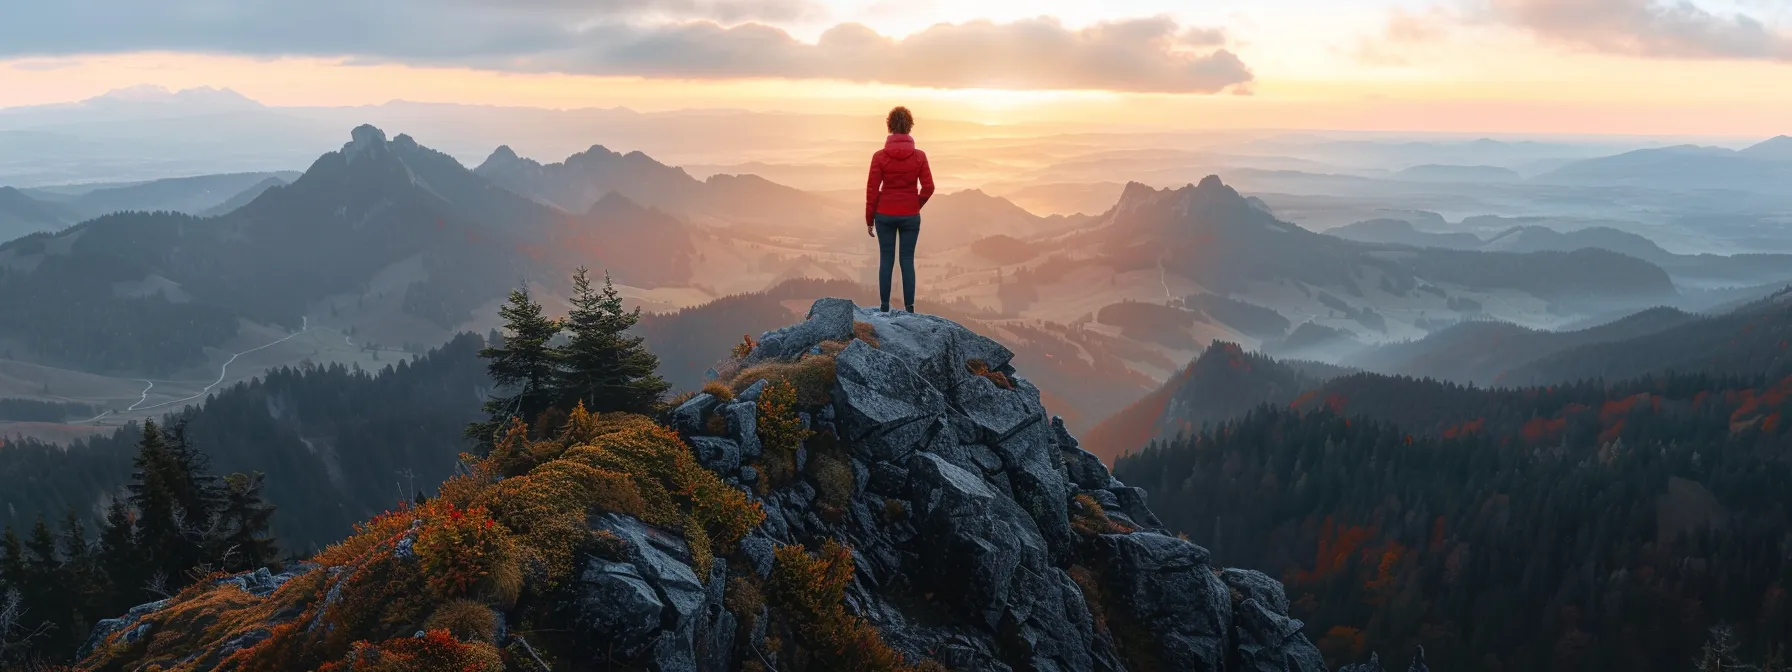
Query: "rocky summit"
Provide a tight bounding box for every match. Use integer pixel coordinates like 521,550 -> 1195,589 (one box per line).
79,298 -> 1329,672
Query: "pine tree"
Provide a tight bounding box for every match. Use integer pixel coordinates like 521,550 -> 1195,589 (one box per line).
96,497 -> 140,613
161,417 -> 225,526
58,511 -> 98,635
127,420 -> 189,591
216,472 -> 280,573
467,284 -> 562,450
555,268 -> 669,415
0,529 -> 24,597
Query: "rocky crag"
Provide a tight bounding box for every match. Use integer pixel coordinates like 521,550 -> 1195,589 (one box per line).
80,298 -> 1338,671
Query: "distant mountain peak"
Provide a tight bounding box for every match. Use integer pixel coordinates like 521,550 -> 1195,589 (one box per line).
85,85 -> 263,108
343,124 -> 389,164
1741,135 -> 1792,160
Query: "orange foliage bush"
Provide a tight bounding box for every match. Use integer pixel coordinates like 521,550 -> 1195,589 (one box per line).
766,539 -> 943,672
756,380 -> 813,492
412,502 -> 523,607
853,321 -> 881,348
83,409 -> 770,671
965,358 -> 1013,390
733,350 -> 838,408
317,630 -> 505,672
732,334 -> 757,359
424,600 -> 501,643
702,380 -> 737,402
1069,493 -> 1136,536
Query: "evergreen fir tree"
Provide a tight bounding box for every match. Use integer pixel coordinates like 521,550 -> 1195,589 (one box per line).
555,268 -> 669,415
126,420 -> 189,590
466,284 -> 562,450
161,416 -> 225,526
0,529 -> 24,597
216,472 -> 281,573
95,497 -> 140,613
58,511 -> 98,635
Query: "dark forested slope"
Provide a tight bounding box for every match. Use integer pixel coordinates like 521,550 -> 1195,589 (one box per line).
0,333 -> 488,551
1118,366 -> 1792,671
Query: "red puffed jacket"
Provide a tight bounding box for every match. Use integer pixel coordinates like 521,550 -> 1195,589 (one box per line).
865,133 -> 934,225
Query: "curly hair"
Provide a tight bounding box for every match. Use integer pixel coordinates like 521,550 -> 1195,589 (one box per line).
886,106 -> 914,135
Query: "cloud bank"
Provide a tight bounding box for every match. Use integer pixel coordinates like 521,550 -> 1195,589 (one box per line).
0,2 -> 1251,93
1487,0 -> 1792,60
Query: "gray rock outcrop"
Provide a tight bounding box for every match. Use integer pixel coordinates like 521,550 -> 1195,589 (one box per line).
679,299 -> 1332,671
85,297 -> 1343,672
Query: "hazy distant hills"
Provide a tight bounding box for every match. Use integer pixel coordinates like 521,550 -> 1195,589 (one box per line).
1393,164 -> 1524,183
1353,306 -> 1698,385
0,172 -> 301,239
475,144 -> 854,234
1081,287 -> 1790,461
1327,215 -> 1792,289
0,125 -> 694,375
1537,137 -> 1792,190
0,186 -> 78,241
1328,218 -> 1670,260
1087,176 -> 1672,305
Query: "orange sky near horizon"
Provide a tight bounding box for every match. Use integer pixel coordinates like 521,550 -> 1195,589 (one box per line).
3,0 -> 1791,139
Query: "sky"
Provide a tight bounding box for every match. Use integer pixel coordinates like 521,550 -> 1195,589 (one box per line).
1,0 -> 1790,136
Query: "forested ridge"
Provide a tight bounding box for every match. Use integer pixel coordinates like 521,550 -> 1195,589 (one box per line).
0,332 -> 489,552
1117,367 -> 1792,671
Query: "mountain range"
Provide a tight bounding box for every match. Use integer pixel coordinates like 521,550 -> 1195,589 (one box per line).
1535,136 -> 1792,190
0,125 -> 694,375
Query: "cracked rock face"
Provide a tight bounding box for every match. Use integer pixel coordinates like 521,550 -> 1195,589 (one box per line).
722,299 -> 1330,671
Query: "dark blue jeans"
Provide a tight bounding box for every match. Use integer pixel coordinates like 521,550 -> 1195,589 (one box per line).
874,213 -> 920,310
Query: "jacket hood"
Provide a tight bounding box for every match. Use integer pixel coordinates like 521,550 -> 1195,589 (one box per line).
884,133 -> 916,159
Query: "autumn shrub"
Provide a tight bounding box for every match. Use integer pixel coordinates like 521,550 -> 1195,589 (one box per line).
1069,493 -> 1136,537
732,334 -> 757,359
557,413 -> 764,580
702,380 -> 737,402
806,432 -> 855,523
491,418 -> 538,478
853,321 -> 880,348
726,575 -> 767,643
755,380 -> 812,492
591,529 -> 629,562
318,630 -> 505,672
412,502 -> 524,607
766,539 -> 941,672
424,599 -> 501,643
732,351 -> 838,408
83,410 -> 771,671
474,457 -> 643,587
966,359 -> 1014,390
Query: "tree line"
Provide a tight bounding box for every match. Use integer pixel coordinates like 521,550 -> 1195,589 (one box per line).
0,420 -> 278,668
1117,368 -> 1792,672
465,267 -> 669,446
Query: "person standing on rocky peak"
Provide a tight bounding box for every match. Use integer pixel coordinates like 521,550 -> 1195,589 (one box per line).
865,106 -> 934,314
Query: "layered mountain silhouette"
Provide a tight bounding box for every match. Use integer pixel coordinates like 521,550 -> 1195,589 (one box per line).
1075,176 -> 1673,310
475,143 -> 850,232
1084,289 -> 1791,461
0,186 -> 77,239
0,125 -> 693,374
1537,138 -> 1792,191
1328,215 -> 1792,288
